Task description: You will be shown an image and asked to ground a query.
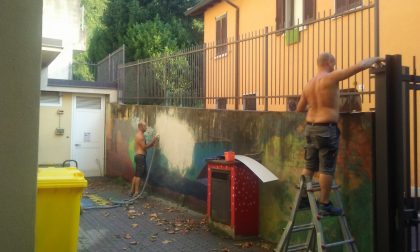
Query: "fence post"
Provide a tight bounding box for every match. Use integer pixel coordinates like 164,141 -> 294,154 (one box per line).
373,55 -> 409,252
108,54 -> 111,83
137,60 -> 140,105
264,26 -> 269,111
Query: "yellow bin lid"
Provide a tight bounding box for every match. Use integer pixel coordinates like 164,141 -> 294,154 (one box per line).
37,167 -> 88,189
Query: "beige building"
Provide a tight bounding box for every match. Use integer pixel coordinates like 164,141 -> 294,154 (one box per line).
39,0 -> 118,176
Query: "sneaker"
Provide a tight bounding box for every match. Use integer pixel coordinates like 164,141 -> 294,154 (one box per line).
318,202 -> 343,216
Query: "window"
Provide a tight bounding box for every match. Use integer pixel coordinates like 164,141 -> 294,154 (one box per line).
335,0 -> 362,14
276,0 -> 285,30
277,0 -> 308,29
40,91 -> 61,107
216,14 -> 227,56
76,96 -> 101,110
303,0 -> 316,22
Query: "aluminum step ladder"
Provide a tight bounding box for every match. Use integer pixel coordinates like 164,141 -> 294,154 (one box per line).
275,176 -> 358,252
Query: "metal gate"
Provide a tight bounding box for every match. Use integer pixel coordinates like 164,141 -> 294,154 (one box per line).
373,55 -> 420,252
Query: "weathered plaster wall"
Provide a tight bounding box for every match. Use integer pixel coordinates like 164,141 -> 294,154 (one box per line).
0,0 -> 42,250
106,105 -> 373,250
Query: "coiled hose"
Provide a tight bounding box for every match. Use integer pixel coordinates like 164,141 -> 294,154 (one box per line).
82,146 -> 157,210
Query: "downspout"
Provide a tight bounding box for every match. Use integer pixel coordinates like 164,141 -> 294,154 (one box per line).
374,0 -> 379,56
223,0 -> 240,110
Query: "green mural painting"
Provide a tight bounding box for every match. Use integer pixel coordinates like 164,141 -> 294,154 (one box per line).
106,104 -> 374,250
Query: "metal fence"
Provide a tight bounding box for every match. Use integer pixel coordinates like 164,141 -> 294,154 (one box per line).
70,46 -> 125,94
119,3 -> 375,111
97,45 -> 125,84
373,55 -> 420,252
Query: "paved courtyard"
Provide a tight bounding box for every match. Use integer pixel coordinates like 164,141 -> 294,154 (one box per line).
78,178 -> 273,252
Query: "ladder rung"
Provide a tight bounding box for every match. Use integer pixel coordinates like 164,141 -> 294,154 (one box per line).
307,184 -> 340,192
292,223 -> 314,232
322,238 -> 355,249
287,243 -> 308,251
295,183 -> 340,192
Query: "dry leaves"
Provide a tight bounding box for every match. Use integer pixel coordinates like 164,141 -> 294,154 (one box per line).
162,239 -> 172,244
123,233 -> 132,240
129,241 -> 138,245
149,233 -> 158,242
234,242 -> 253,248
131,223 -> 139,229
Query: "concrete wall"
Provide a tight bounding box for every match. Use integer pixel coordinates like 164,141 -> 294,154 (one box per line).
42,0 -> 84,80
38,93 -> 73,165
0,0 -> 42,250
106,105 -> 374,250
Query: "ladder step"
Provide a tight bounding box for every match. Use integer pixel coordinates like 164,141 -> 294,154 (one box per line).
307,184 -> 340,192
287,243 -> 308,252
322,238 -> 355,249
295,183 -> 340,192
292,223 -> 314,232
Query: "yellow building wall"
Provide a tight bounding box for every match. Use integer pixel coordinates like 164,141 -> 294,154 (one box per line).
380,0 -> 420,188
38,93 -> 72,165
203,0 -> 375,111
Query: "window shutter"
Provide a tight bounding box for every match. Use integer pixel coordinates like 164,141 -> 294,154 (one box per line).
335,0 -> 347,14
222,16 -> 227,44
276,0 -> 285,30
304,0 -> 316,22
222,16 -> 227,53
349,0 -> 362,9
216,19 -> 221,45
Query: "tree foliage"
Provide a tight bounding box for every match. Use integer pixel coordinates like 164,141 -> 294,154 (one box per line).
87,0 -> 203,62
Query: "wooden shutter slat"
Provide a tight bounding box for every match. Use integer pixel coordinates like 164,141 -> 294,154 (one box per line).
276,0 -> 285,30
304,0 -> 315,22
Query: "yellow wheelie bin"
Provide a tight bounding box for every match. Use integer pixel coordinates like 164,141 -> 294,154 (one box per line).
35,167 -> 87,252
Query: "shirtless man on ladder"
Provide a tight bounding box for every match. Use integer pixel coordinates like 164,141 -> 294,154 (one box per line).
296,53 -> 383,215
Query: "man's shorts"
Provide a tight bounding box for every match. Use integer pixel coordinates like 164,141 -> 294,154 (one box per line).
304,123 -> 340,176
134,154 -> 147,178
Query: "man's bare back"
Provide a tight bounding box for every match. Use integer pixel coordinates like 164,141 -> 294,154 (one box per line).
302,72 -> 340,123
297,54 -> 383,120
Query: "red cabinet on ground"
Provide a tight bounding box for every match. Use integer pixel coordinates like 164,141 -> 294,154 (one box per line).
207,159 -> 259,238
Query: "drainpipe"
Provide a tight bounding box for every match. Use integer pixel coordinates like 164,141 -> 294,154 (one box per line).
223,0 -> 240,110
374,0 -> 379,56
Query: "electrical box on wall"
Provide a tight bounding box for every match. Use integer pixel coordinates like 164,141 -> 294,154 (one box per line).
55,128 -> 64,135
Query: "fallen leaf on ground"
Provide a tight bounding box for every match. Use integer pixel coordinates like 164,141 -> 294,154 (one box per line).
123,234 -> 132,240
162,240 -> 172,244
103,212 -> 110,217
221,248 -> 230,252
149,235 -> 158,242
167,230 -> 175,234
129,241 -> 138,245
131,223 -> 139,228
122,247 -> 127,250
259,242 -> 272,249
234,242 -> 253,248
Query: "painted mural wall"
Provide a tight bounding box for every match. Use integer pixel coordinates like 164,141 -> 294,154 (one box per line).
106,104 -> 374,250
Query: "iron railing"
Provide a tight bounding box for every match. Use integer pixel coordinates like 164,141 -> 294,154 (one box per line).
373,55 -> 420,252
118,3 -> 375,111
69,46 -> 125,95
